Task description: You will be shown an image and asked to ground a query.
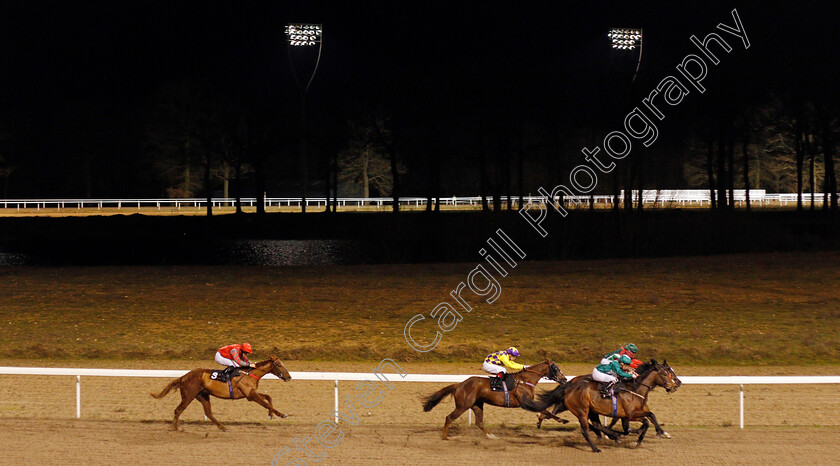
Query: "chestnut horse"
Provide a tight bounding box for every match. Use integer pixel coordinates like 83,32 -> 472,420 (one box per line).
522,360 -> 680,452
150,356 -> 292,431
422,361 -> 567,439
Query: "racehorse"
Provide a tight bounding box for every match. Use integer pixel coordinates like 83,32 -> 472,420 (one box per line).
150,356 -> 292,431
522,359 -> 680,452
535,360 -> 682,439
422,360 -> 567,439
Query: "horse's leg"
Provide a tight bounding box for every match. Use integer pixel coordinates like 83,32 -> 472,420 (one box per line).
441,389 -> 469,440
471,402 -> 495,439
590,412 -> 626,442
620,418 -> 634,436
588,410 -> 603,440
576,409 -> 601,453
172,388 -> 198,431
648,412 -> 671,438
636,418 -> 650,447
196,392 -> 226,432
259,393 -> 288,419
246,389 -> 288,418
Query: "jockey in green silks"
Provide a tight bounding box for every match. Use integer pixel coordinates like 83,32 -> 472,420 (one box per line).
592,354 -> 637,398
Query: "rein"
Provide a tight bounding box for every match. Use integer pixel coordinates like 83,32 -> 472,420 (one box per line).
632,364 -> 672,393
619,387 -> 646,399
244,360 -> 277,381
517,363 -> 551,388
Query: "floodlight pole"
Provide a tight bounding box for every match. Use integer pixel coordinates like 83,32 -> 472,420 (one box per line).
608,27 -> 643,83
286,24 -> 323,214
632,28 -> 643,83
608,27 -> 644,210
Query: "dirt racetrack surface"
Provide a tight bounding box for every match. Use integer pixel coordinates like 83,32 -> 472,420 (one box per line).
0,418 -> 837,465
1,365 -> 839,465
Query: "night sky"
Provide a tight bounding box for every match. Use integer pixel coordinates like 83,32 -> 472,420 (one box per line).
0,1 -> 837,198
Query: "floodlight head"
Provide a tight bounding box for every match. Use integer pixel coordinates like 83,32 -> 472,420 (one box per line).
608,27 -> 642,52
285,23 -> 323,46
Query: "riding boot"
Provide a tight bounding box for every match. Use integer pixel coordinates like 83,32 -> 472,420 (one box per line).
222,366 -> 234,381
600,381 -> 615,398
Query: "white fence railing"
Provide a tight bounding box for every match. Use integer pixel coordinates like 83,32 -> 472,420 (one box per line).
1,367 -> 838,429
0,191 -> 837,211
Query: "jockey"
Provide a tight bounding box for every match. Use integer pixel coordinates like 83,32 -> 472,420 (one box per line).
593,354 -> 637,398
215,342 -> 255,378
483,347 -> 525,379
603,343 -> 642,369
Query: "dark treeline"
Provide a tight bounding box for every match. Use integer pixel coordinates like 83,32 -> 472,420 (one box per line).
2,211 -> 839,265
0,2 -> 838,213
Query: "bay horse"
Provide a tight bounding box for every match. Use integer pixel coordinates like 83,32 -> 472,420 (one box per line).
422,360 -> 567,439
522,359 -> 679,452
150,356 -> 292,431
535,360 -> 681,439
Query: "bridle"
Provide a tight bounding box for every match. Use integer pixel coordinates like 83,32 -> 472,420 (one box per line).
522,361 -> 565,384
270,358 -> 290,381
651,364 -> 677,392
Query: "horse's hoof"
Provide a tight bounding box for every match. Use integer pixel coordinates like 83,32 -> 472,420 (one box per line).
659,432 -> 672,439
592,448 -> 602,453
280,413 -> 289,418
635,441 -> 642,447
485,433 -> 498,440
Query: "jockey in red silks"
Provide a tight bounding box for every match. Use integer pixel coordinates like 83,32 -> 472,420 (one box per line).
215,343 -> 255,377
602,343 -> 642,369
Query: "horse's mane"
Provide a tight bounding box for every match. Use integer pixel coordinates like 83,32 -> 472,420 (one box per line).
512,359 -> 552,375
635,359 -> 657,375
627,359 -> 659,388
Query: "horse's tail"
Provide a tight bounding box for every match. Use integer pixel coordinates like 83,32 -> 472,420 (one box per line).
150,377 -> 181,399
422,384 -> 458,412
521,384 -> 565,413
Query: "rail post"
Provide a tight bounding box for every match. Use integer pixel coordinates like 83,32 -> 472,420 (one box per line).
739,384 -> 744,429
76,375 -> 81,418
334,380 -> 339,424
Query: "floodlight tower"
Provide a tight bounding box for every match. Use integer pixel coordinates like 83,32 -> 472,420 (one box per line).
608,27 -> 643,82
285,23 -> 323,214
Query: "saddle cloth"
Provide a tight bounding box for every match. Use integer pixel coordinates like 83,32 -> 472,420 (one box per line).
488,373 -> 516,392
209,368 -> 240,382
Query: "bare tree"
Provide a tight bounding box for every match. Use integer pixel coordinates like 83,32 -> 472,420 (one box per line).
338,116 -> 401,199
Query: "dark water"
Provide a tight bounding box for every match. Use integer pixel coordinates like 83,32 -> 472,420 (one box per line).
0,239 -> 378,266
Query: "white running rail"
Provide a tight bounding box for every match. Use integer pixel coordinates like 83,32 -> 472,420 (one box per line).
1,367 -> 838,429
0,191 -> 837,210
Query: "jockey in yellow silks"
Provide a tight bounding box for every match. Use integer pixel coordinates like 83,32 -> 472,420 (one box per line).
483,347 -> 525,378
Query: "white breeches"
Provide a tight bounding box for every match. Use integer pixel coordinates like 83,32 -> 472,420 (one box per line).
592,368 -> 617,384
215,352 -> 241,367
483,361 -> 506,375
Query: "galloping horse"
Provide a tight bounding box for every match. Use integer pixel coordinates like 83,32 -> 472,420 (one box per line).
522,360 -> 680,452
535,360 -> 682,439
422,361 -> 566,439
151,356 -> 292,431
